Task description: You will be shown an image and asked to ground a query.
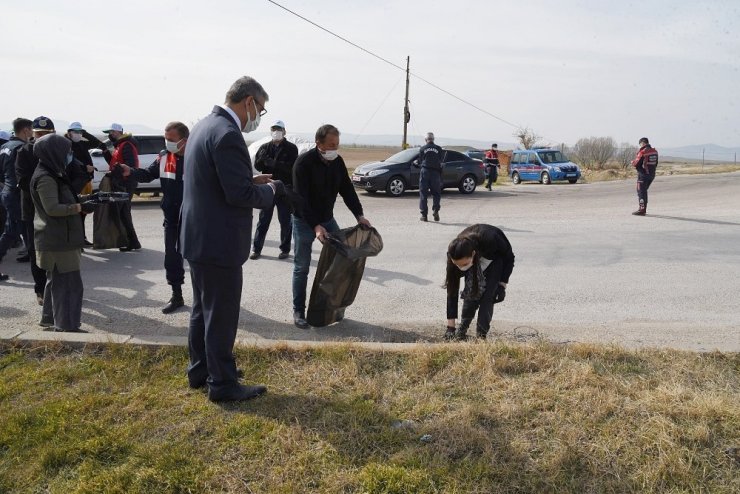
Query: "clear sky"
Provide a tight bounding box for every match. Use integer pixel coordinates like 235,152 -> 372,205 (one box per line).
1,0 -> 738,147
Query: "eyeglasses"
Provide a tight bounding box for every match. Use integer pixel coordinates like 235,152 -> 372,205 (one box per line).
257,101 -> 267,117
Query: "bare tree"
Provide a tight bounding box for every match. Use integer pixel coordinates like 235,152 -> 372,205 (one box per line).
572,136 -> 617,169
513,126 -> 540,149
616,143 -> 639,169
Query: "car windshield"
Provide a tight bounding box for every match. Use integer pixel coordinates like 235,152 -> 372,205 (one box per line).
537,150 -> 569,163
467,151 -> 485,160
384,148 -> 421,163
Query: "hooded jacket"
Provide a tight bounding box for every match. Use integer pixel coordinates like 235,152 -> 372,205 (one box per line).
30,134 -> 84,253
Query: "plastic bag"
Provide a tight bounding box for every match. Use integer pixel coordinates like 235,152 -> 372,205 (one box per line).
92,175 -> 129,249
306,225 -> 383,327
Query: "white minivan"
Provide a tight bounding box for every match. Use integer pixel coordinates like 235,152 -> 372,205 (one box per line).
90,135 -> 164,192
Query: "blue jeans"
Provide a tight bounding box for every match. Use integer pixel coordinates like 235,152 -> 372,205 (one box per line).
292,215 -> 339,312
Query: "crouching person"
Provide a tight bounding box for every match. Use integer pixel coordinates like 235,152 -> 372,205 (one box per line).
31,134 -> 92,332
445,224 -> 515,341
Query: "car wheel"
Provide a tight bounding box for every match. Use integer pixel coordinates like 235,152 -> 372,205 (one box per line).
458,174 -> 477,194
512,172 -> 521,184
541,172 -> 551,185
385,176 -> 406,196
568,178 -> 578,184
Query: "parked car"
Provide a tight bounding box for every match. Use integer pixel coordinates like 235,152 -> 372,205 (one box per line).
351,148 -> 485,196
509,148 -> 581,184
90,135 -> 165,192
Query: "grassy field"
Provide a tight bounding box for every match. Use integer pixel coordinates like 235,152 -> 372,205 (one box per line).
1,341 -> 738,493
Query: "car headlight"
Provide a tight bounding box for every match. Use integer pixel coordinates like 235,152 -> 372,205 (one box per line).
367,169 -> 388,177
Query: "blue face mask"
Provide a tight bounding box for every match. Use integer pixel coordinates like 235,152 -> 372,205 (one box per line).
66,153 -> 74,166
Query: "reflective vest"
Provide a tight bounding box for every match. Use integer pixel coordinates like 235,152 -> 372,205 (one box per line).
110,140 -> 139,169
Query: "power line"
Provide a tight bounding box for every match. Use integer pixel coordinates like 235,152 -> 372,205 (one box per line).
266,0 -> 521,130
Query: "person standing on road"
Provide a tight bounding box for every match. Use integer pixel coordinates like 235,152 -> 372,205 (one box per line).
180,76 -> 285,402
66,122 -> 102,246
250,120 -> 298,260
291,124 -> 371,329
13,117 -> 54,302
416,132 -> 444,222
124,121 -> 189,314
484,143 -> 499,190
30,134 -> 94,333
0,118 -> 34,283
101,123 -> 141,251
631,137 -> 659,216
444,224 -> 515,341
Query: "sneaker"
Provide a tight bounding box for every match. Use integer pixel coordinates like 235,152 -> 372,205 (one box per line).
39,318 -> 54,328
433,211 -> 440,222
632,210 -> 646,216
443,327 -> 456,341
278,251 -> 290,260
420,215 -> 428,222
0,273 -> 8,282
249,252 -> 261,260
84,239 -> 93,247
16,252 -> 30,263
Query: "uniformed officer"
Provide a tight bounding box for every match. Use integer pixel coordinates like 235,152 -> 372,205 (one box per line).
416,132 -> 444,222
631,137 -> 659,216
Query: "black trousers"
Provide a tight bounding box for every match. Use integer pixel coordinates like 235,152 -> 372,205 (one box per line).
163,211 -> 184,287
187,260 -> 243,393
252,196 -> 292,254
24,220 -> 47,295
636,167 -> 656,209
419,168 -> 442,215
461,252 -> 515,336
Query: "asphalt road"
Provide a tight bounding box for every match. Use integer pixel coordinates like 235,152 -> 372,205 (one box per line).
2,172 -> 739,351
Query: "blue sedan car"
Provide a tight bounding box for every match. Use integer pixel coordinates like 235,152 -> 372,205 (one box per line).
510,148 -> 581,184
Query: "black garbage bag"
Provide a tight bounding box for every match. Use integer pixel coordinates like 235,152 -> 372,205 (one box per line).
92,175 -> 129,249
306,225 -> 383,327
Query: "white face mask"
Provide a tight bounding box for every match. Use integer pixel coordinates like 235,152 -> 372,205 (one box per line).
320,149 -> 339,161
70,132 -> 82,143
165,139 -> 182,153
242,99 -> 261,133
271,130 -> 284,141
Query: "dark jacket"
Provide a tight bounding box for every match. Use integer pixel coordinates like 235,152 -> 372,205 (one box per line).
631,145 -> 659,173
292,147 -> 364,229
14,141 -> 37,221
418,142 -> 444,171
446,224 -> 515,319
179,106 -> 275,267
1,137 -> 25,188
30,134 -> 84,253
132,150 -> 184,219
254,139 -> 298,186
68,130 -> 102,179
104,134 -> 139,192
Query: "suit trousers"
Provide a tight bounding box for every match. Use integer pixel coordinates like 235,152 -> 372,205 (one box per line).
187,260 -> 243,393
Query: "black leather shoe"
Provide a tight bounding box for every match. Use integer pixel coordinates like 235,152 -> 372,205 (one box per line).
631,210 -> 646,216
0,273 -> 8,282
54,327 -> 88,333
293,311 -> 309,329
278,251 -> 290,260
433,211 -> 440,222
189,369 -> 244,389
84,239 -> 93,247
249,251 -> 261,260
162,296 -> 185,314
420,215 -> 428,222
208,384 -> 267,402
16,254 -> 30,263
39,318 -> 54,328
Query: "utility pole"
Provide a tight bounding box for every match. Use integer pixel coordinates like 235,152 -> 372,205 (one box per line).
402,56 -> 410,149
702,148 -> 705,171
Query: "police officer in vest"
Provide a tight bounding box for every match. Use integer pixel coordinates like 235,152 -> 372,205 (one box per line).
630,137 -> 659,216
416,132 -> 444,222
122,122 -> 188,313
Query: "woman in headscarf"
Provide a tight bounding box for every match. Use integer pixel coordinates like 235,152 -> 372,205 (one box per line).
445,224 -> 515,341
31,133 -> 92,332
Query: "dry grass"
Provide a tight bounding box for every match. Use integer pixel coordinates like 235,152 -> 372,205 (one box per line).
1,341 -> 738,493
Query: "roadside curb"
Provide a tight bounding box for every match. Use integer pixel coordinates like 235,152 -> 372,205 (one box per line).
2,329 -> 445,352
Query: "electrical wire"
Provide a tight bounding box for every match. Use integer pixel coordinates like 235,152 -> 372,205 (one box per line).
350,76 -> 404,145
266,0 -> 521,130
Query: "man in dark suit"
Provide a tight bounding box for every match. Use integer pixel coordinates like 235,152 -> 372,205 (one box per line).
180,75 -> 285,402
